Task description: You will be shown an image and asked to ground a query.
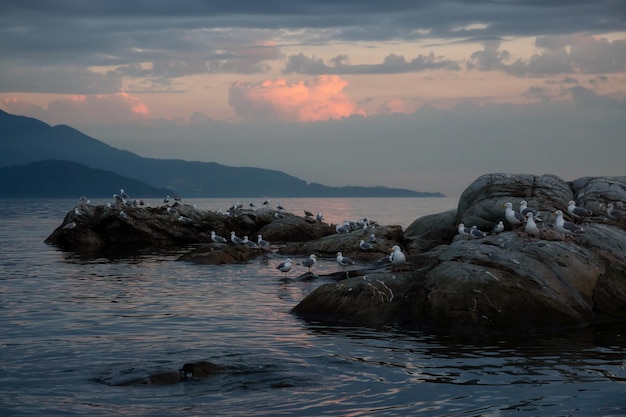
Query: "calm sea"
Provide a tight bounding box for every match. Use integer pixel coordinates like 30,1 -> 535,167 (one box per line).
1,197 -> 625,417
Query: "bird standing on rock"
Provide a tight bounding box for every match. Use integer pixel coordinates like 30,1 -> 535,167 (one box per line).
504,202 -> 525,229
524,212 -> 540,239
211,231 -> 228,243
359,239 -> 374,250
230,231 -> 244,244
336,252 -> 355,271
469,226 -> 488,239
457,223 -> 471,239
567,201 -> 593,223
554,210 -> 584,239
389,245 -> 407,268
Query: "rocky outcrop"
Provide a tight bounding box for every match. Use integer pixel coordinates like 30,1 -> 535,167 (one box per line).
45,173 -> 626,335
45,202 -> 334,255
292,174 -> 626,335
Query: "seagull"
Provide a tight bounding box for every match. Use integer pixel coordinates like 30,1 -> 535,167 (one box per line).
316,212 -> 324,222
336,252 -> 355,271
299,254 -> 317,273
230,231 -> 244,244
554,210 -> 584,239
359,239 -> 374,250
503,202 -> 525,229
263,199 -> 271,206
389,245 -> 407,267
163,195 -> 171,204
248,201 -> 256,208
469,225 -> 488,239
257,234 -> 271,251
276,259 -> 293,277
457,223 -> 471,239
120,188 -> 129,199
369,233 -> 377,244
335,223 -> 350,234
567,201 -> 593,222
519,200 -> 543,221
524,212 -> 540,239
211,231 -> 228,243
242,236 -> 259,249
118,210 -> 128,221
276,204 -> 285,210
304,210 -> 314,218
606,203 -> 625,220
491,221 -> 504,234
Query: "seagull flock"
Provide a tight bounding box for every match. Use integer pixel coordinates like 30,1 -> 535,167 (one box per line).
458,199 -> 625,242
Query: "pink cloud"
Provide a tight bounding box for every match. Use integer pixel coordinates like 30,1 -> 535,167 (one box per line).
2,92 -> 150,125
228,75 -> 366,122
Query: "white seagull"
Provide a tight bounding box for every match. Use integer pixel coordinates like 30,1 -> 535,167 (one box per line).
568,200 -> 593,222
276,259 -> 293,276
257,234 -> 270,251
211,231 -> 228,243
457,223 -> 471,239
299,254 -> 318,273
519,200 -> 543,221
230,231 -> 244,244
524,212 -> 540,239
606,203 -> 625,220
389,245 -> 407,267
504,202 -> 525,229
359,239 -> 374,250
492,221 -> 504,234
554,210 -> 584,239
469,225 -> 488,239
242,236 -> 259,249
336,252 -> 355,271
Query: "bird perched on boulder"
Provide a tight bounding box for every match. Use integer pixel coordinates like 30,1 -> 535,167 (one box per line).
554,210 -> 584,239
211,231 -> 228,243
469,225 -> 488,239
336,252 -> 355,271
491,221 -> 504,234
524,212 -> 540,239
503,202 -> 525,229
241,236 -> 259,249
567,201 -> 593,223
230,231 -> 244,244
519,200 -> 543,221
389,245 -> 407,268
457,223 -> 471,239
606,203 -> 625,220
359,239 -> 374,250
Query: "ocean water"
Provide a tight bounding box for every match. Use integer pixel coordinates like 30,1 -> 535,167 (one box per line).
1,197 -> 625,417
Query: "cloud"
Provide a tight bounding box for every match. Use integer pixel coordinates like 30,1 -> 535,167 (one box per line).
467,34 -> 626,77
283,52 -> 461,75
2,92 -> 150,125
0,66 -> 122,94
228,76 -> 366,121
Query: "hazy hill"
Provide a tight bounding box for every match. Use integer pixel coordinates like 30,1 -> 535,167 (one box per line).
0,160 -> 173,198
0,110 -> 444,198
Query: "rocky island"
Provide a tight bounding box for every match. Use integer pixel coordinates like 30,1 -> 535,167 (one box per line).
45,173 -> 626,336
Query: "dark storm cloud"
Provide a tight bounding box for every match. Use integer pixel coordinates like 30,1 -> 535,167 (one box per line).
0,0 -> 623,93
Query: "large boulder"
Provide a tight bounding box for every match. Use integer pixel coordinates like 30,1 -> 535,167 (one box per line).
292,174 -> 626,335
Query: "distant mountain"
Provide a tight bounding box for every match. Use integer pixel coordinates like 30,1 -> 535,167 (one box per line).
0,160 -> 173,198
0,110 -> 444,198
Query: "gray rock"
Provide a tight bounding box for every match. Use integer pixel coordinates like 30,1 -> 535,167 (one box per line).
293,174 -> 626,336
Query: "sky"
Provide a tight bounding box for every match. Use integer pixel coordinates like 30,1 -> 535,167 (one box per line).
1,1 -> 625,197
